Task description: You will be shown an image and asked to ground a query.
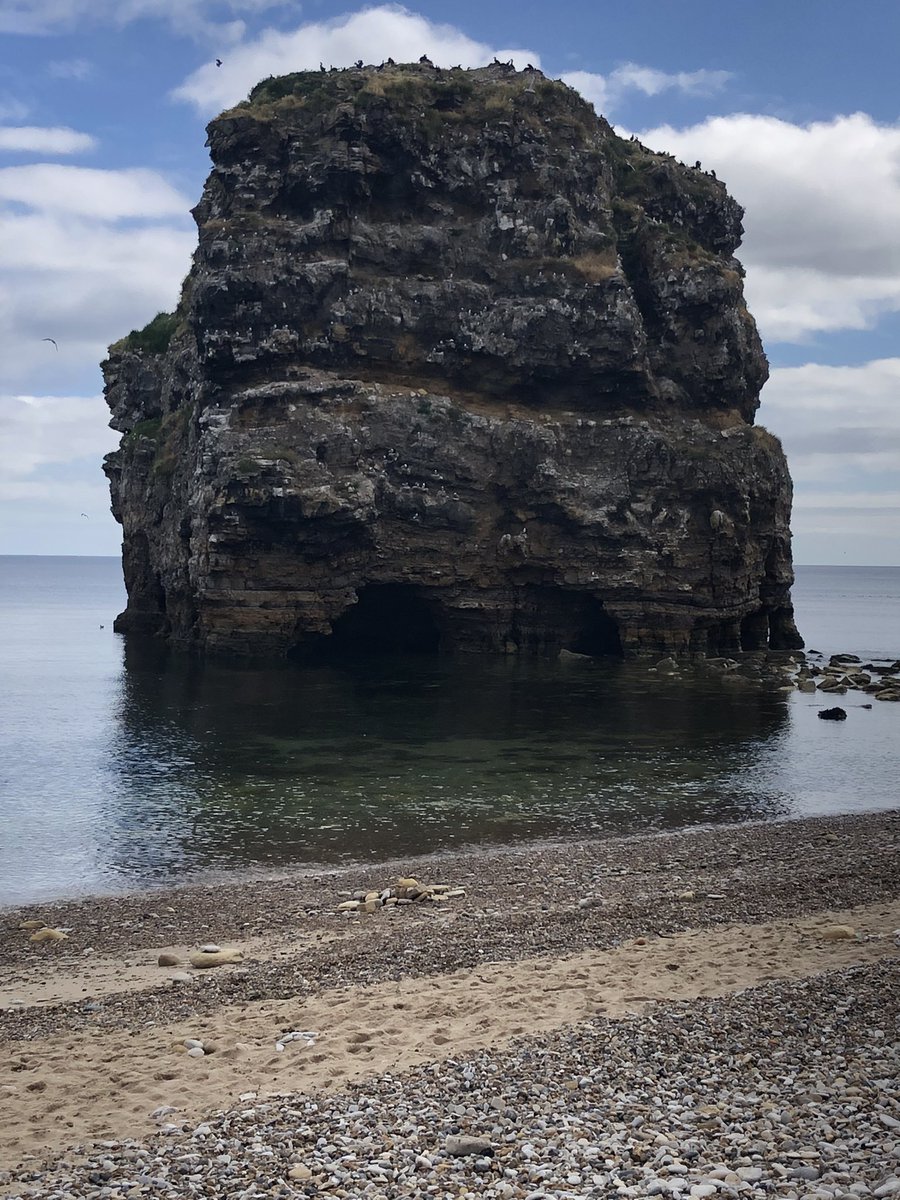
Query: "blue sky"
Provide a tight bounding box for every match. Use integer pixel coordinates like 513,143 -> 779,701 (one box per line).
1,1 -> 899,564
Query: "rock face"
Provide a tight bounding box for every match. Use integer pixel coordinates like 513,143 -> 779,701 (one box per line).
103,63 -> 802,658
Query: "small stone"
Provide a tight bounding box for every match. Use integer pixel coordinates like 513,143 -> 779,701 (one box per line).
288,1165 -> 312,1181
821,924 -> 856,940
189,948 -> 243,968
157,952 -> 181,967
198,943 -> 221,954
29,927 -> 68,943
186,1046 -> 205,1058
445,1135 -> 494,1157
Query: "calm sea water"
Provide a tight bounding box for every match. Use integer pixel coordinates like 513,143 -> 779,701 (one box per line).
0,556 -> 898,906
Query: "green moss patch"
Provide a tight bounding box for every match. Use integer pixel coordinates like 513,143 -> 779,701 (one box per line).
123,311 -> 179,355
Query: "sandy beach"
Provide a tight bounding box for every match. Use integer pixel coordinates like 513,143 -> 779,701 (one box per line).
1,809 -> 898,1197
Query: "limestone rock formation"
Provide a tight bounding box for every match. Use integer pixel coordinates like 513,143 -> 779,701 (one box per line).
103,62 -> 802,658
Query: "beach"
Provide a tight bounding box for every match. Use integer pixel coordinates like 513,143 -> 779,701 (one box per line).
1,809 -> 898,1196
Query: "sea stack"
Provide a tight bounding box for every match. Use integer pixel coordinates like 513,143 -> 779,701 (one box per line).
103,62 -> 802,658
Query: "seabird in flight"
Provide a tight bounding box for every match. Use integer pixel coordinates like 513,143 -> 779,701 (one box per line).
42,338 -> 58,350
215,58 -> 222,67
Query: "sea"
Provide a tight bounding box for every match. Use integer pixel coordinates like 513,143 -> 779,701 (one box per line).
0,556 -> 898,907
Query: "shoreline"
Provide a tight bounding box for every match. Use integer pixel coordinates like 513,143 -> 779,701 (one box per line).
3,804 -> 898,918
2,808 -> 898,1193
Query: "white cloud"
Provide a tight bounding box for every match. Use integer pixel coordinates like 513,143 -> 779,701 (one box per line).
0,392 -> 122,552
0,163 -> 195,396
564,63 -> 730,117
0,164 -> 188,218
0,213 -> 195,394
761,358 -> 900,475
636,113 -> 900,342
0,394 -> 117,480
0,154 -> 193,547
0,474 -> 120,555
0,0 -> 285,40
0,126 -> 96,154
0,388 -> 130,554
794,490 -> 900,510
759,360 -> 900,562
173,5 -> 540,113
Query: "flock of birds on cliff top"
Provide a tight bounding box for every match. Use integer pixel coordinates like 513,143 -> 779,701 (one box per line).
210,54 -> 532,72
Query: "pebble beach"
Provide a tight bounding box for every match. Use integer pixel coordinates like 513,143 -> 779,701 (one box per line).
1,810 -> 898,1198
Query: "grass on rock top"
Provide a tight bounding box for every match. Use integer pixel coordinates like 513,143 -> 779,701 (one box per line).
120,311 -> 179,356
238,64 -> 601,140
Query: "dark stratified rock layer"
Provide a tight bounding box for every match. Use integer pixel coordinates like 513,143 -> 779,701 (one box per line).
103,63 -> 802,658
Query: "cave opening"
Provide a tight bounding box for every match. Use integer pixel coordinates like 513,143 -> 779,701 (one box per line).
566,597 -> 624,658
740,609 -> 770,651
705,618 -> 741,655
327,584 -> 442,656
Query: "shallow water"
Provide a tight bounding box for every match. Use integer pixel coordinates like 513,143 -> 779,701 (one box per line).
0,556 -> 897,905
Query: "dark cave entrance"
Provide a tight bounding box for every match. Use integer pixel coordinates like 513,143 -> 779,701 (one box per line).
508,588 -> 624,657
328,584 -> 441,655
571,597 -> 628,657
740,609 -> 770,651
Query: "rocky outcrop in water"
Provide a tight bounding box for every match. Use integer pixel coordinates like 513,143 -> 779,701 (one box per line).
103,62 -> 802,658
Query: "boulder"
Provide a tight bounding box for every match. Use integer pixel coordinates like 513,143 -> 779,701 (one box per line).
817,707 -> 847,721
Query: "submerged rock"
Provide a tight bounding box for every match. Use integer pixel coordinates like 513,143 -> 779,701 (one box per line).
103,63 -> 802,659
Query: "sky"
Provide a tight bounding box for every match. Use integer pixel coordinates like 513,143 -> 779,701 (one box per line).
1,1 -> 899,565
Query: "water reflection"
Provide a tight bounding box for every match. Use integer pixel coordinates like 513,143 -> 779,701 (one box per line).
4,558 -> 897,906
97,639 -> 794,887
